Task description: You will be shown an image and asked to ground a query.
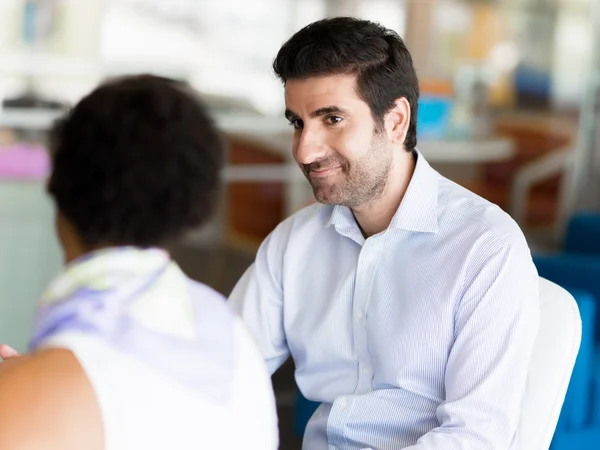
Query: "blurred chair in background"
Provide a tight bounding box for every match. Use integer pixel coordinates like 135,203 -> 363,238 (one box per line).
462,116 -> 576,233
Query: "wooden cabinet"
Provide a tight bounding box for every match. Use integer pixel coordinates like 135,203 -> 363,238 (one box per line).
227,137 -> 286,244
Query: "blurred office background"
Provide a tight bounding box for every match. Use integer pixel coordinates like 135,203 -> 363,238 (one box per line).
2,0 -> 600,448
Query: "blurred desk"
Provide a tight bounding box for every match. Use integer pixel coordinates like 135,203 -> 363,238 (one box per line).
419,139 -> 514,163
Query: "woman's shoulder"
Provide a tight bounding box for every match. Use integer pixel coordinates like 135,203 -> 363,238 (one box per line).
0,348 -> 103,450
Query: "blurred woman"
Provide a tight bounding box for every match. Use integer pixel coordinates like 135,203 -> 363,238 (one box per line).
0,75 -> 278,450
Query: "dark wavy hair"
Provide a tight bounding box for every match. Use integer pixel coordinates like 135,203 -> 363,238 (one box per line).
273,17 -> 420,152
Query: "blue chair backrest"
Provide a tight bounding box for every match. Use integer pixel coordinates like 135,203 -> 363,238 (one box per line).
554,288 -> 596,431
534,256 -> 600,432
535,256 -> 600,343
564,212 -> 600,256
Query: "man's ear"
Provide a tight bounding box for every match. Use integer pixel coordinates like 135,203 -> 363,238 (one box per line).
384,97 -> 411,145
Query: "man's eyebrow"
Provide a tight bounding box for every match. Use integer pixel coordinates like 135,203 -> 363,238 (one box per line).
310,106 -> 348,117
284,106 -> 349,121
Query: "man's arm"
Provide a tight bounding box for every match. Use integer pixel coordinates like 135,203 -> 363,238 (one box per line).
229,231 -> 290,374
405,240 -> 540,450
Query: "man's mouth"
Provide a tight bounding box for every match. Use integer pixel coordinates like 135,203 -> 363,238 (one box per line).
309,167 -> 341,177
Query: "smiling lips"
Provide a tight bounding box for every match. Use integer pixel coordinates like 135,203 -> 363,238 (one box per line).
310,166 -> 341,177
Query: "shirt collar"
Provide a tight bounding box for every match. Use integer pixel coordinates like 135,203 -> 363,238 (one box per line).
326,150 -> 439,234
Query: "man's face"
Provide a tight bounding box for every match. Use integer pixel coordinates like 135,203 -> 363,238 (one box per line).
285,74 -> 393,209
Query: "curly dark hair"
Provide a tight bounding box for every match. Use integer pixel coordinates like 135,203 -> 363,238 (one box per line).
273,17 -> 419,153
47,74 -> 225,248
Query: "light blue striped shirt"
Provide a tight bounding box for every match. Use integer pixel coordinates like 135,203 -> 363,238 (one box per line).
229,153 -> 540,450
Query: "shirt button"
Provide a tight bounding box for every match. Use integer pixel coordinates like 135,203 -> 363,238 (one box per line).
355,310 -> 364,321
338,397 -> 348,409
362,367 -> 370,375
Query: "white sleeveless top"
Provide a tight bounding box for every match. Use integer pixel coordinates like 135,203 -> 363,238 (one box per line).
33,249 -> 278,450
43,318 -> 278,450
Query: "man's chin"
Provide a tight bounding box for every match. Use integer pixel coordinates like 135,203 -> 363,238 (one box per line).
314,198 -> 334,205
312,190 -> 344,206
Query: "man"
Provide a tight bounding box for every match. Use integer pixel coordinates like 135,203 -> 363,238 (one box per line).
229,17 -> 540,450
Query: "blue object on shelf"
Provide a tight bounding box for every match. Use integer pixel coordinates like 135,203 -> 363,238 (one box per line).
417,96 -> 453,140
514,64 -> 552,98
22,1 -> 37,45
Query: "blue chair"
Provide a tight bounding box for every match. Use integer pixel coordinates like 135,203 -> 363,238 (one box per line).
564,212 -> 600,257
519,278 -> 581,450
534,212 -> 600,448
554,289 -> 596,430
294,391 -> 319,437
534,257 -> 600,449
534,256 -> 600,344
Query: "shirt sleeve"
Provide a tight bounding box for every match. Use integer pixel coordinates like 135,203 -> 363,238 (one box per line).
403,240 -> 540,450
228,230 -> 290,375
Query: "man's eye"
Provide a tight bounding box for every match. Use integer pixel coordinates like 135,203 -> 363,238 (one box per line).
288,119 -> 303,130
326,116 -> 343,125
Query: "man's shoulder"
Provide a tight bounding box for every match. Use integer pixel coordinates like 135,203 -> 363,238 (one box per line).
437,177 -> 527,249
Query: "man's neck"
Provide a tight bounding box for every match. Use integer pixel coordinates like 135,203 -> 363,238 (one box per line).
352,152 -> 416,237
